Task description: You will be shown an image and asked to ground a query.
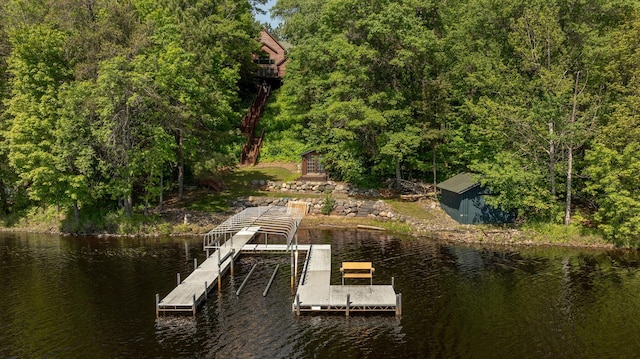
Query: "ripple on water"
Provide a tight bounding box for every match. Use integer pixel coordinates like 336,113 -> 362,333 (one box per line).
4,232 -> 640,358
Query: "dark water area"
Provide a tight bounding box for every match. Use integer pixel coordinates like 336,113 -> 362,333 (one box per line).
1,230 -> 640,358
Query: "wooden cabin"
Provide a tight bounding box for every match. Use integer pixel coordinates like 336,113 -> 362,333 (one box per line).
254,30 -> 291,79
299,150 -> 327,181
437,172 -> 514,225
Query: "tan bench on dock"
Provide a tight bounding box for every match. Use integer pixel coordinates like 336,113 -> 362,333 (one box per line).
340,262 -> 375,285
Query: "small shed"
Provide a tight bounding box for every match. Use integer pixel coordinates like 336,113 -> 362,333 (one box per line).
437,172 -> 513,225
299,150 -> 327,181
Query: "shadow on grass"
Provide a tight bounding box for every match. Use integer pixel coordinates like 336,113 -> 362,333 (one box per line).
184,169 -> 284,212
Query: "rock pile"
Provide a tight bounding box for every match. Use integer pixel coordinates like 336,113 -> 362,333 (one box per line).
250,180 -> 381,197
231,196 -> 396,219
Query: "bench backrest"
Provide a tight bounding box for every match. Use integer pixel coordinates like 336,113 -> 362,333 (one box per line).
341,262 -> 373,271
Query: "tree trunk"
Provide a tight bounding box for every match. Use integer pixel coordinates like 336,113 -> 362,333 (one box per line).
124,193 -> 132,216
177,131 -> 184,202
73,201 -> 79,223
565,146 -> 573,226
158,174 -> 163,211
549,122 -> 556,197
565,72 -> 580,226
0,180 -> 8,215
432,147 -> 437,192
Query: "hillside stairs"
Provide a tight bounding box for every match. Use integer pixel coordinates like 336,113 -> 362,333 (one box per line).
240,83 -> 271,165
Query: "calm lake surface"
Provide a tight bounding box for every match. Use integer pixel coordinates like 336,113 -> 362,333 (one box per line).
2,229 -> 640,358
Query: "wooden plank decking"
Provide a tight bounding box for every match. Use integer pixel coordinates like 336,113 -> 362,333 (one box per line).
156,226 -> 260,315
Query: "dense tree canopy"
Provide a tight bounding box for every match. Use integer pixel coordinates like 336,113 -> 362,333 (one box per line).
0,0 -> 261,219
269,0 -> 640,244
2,0 -> 640,245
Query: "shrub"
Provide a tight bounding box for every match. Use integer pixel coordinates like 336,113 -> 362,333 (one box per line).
321,194 -> 335,215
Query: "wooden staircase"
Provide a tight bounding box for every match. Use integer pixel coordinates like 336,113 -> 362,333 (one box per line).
240,83 -> 271,165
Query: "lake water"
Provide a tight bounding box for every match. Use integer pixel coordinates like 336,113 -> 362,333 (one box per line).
1,229 -> 640,358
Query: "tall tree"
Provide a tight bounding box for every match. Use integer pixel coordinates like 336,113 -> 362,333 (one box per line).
6,24 -> 72,208
273,0 -> 447,185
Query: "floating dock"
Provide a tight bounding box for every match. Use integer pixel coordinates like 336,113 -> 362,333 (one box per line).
293,245 -> 401,316
155,202 -> 401,317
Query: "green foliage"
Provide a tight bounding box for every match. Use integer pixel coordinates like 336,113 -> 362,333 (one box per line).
1,0 -> 259,221
584,143 -> 640,247
258,89 -> 307,162
521,222 -> 607,247
471,152 -> 556,221
321,193 -> 335,215
2,0 -> 640,246
273,0 -> 448,185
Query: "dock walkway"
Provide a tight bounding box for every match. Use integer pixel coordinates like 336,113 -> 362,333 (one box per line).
156,203 -> 401,317
156,226 -> 260,316
293,245 -> 401,315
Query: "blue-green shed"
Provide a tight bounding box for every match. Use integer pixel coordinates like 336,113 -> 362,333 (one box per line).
437,172 -> 513,225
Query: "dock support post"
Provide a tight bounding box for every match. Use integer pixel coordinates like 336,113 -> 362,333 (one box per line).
204,281 -> 208,299
192,295 -> 196,317
177,273 -> 181,286
294,250 -> 298,287
194,258 -> 198,271
396,293 -> 402,316
155,293 -> 159,318
392,276 -> 395,289
206,248 -> 209,258
263,264 -> 280,297
295,294 -> 301,316
346,294 -> 350,317
230,249 -> 235,276
218,239 -> 222,292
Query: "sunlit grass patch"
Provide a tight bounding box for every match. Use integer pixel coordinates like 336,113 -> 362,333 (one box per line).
522,222 -> 609,247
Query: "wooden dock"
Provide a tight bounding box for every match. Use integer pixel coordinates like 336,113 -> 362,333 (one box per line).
293,245 -> 401,316
156,226 -> 260,316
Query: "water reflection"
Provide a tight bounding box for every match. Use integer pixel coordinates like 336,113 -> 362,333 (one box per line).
2,231 -> 640,358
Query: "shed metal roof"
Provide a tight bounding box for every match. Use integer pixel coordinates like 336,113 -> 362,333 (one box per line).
437,172 -> 480,194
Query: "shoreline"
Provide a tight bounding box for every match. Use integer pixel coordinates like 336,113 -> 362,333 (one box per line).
0,204 -> 617,250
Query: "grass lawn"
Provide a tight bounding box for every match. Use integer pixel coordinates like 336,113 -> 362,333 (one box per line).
386,199 -> 441,221
183,165 -> 304,212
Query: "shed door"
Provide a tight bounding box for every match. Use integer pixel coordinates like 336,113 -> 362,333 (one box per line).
306,154 -> 325,174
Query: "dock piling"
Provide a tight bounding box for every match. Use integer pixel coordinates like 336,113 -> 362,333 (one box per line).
295,294 -> 301,315
204,281 -> 208,299
177,273 -> 181,286
346,294 -> 350,317
230,249 -> 235,276
294,251 -> 299,287
155,294 -> 159,318
194,258 -> 198,271
392,276 -> 395,289
396,293 -> 402,316
192,295 -> 196,317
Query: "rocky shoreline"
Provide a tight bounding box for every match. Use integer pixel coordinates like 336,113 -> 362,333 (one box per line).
1,191 -> 614,249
